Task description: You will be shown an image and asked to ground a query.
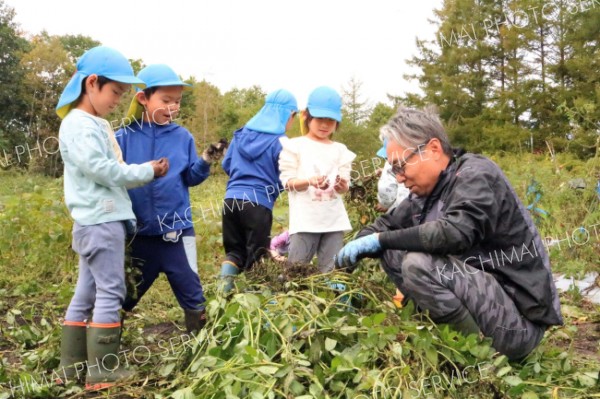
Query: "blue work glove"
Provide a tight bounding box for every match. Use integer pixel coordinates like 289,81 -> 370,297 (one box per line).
335,234 -> 381,268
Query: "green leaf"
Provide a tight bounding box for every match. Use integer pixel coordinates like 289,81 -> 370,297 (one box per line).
503,376 -> 523,386
325,337 -> 337,352
493,355 -> 508,367
274,365 -> 293,378
339,326 -> 358,335
290,380 -> 305,395
425,347 -> 438,366
171,388 -> 197,399
256,366 -> 279,375
521,392 -> 539,399
159,362 -> 176,377
237,293 -> 261,310
331,356 -> 342,371
576,373 -> 597,387
497,366 -> 512,377
391,342 -> 403,358
372,313 -> 386,325
562,359 -> 571,372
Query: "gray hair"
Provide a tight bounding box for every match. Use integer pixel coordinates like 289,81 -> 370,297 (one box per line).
380,105 -> 453,156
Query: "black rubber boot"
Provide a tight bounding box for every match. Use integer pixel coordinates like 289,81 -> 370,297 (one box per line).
184,308 -> 207,334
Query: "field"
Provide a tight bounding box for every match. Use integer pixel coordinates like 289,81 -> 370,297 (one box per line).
0,152 -> 599,399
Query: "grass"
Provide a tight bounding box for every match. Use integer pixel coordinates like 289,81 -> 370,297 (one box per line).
0,153 -> 599,399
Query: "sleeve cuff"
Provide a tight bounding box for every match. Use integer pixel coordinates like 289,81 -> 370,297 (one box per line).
194,157 -> 211,172
379,226 -> 425,251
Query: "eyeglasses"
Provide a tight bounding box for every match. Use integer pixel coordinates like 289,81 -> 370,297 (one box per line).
387,140 -> 433,177
388,150 -> 418,177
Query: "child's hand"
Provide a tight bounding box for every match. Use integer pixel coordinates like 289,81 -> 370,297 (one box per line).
202,138 -> 229,163
375,203 -> 388,212
151,157 -> 169,177
334,176 -> 349,193
309,175 -> 328,189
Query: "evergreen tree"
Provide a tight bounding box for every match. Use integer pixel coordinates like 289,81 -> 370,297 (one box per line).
0,0 -> 29,165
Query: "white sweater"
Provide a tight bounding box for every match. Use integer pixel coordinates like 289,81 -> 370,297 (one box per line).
279,136 -> 356,234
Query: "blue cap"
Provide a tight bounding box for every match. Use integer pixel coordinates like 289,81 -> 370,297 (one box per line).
56,46 -> 145,119
377,138 -> 388,158
307,86 -> 342,122
245,89 -> 298,135
137,64 -> 191,90
126,64 -> 191,121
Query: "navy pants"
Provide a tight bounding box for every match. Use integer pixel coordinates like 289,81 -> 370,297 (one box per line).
122,228 -> 205,311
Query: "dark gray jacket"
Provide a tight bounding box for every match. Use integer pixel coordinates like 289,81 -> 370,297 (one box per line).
358,152 -> 563,326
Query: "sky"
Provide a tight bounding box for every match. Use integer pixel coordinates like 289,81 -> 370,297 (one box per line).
6,0 -> 443,108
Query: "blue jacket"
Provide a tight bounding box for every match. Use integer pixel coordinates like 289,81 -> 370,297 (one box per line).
116,121 -> 210,235
222,126 -> 285,210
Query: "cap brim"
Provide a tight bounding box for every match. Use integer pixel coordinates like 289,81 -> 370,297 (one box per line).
308,107 -> 341,122
148,80 -> 192,89
135,80 -> 192,93
105,74 -> 146,89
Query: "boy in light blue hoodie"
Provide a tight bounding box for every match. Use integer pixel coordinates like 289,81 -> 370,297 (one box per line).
55,46 -> 168,389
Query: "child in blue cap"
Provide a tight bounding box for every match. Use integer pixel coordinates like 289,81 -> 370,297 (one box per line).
279,86 -> 356,273
374,139 -> 409,307
55,46 -> 169,389
115,64 -> 226,332
219,89 -> 298,292
376,139 -> 410,212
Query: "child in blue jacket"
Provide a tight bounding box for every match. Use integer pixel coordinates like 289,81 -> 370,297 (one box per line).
220,89 -> 298,291
116,64 -> 223,333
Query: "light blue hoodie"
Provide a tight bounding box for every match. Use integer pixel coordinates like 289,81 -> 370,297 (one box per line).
59,109 -> 154,225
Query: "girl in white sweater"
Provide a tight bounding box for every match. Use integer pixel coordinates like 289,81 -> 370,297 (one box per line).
279,86 -> 356,272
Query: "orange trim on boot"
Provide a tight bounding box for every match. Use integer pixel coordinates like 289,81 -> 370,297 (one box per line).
89,322 -> 122,328
85,381 -> 116,390
63,320 -> 87,327
222,260 -> 239,269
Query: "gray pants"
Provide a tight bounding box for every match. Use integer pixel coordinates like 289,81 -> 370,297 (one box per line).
65,222 -> 127,324
382,250 -> 545,360
287,232 -> 344,273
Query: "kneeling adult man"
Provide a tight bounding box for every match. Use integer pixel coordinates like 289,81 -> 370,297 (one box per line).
336,106 -> 562,360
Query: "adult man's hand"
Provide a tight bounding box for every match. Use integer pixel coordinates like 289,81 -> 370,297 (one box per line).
335,234 -> 381,268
